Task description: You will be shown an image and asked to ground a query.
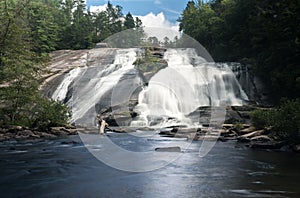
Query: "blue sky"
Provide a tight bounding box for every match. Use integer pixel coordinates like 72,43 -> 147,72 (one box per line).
87,0 -> 191,23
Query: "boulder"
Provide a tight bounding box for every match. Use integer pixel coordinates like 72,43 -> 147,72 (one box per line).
155,146 -> 181,152
7,126 -> 23,133
50,127 -> 68,137
225,107 -> 243,124
17,130 -> 40,138
61,128 -> 78,135
36,132 -> 56,139
220,129 -> 237,138
159,129 -> 174,136
222,124 -> 234,129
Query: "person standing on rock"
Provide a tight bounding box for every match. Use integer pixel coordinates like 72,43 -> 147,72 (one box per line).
96,114 -> 109,134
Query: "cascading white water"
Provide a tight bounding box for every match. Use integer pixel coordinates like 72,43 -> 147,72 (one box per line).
131,48 -> 248,127
52,67 -> 84,102
52,48 -> 138,124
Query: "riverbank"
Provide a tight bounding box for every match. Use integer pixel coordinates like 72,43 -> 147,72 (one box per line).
2,123 -> 300,153
0,125 -> 77,142
158,123 -> 300,153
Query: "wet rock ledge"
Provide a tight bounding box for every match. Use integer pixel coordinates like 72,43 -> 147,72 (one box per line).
158,124 -> 300,152
0,125 -> 77,141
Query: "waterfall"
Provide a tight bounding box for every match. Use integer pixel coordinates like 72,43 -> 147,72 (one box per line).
52,48 -> 138,125
131,48 -> 248,127
51,48 -> 248,127
52,67 -> 84,102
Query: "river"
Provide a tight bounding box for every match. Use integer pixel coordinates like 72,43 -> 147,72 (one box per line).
1,133 -> 299,198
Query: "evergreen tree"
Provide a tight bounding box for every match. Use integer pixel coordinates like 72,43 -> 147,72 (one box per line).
124,12 -> 135,29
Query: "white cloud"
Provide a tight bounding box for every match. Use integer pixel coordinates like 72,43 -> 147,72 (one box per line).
88,5 -> 180,41
89,4 -> 107,13
154,0 -> 162,5
135,12 -> 180,41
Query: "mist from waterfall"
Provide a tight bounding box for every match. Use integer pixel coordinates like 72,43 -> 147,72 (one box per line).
131,48 -> 248,127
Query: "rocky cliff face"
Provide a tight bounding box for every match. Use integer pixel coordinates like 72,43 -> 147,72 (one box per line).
227,63 -> 269,104
41,48 -> 116,98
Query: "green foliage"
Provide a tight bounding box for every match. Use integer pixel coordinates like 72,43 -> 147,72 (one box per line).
179,0 -> 300,102
30,98 -> 70,131
272,99 -> 300,142
0,0 -> 69,131
134,49 -> 167,74
91,1 -> 143,45
0,0 -> 143,132
27,0 -> 60,55
250,99 -> 300,143
250,109 -> 275,129
124,12 -> 135,29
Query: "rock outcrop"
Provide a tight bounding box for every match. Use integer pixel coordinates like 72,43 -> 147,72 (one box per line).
0,125 -> 77,141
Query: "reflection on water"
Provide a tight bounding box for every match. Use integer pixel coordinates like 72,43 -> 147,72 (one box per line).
0,133 -> 299,198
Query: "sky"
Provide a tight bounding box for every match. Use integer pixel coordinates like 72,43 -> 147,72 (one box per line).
87,0 -> 192,37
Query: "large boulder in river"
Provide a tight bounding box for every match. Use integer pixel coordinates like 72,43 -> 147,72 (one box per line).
155,146 -> 181,152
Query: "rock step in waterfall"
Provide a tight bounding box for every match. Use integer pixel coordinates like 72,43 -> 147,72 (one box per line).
51,48 -> 248,127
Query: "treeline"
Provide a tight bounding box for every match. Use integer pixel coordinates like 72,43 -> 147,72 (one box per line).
178,0 -> 300,102
20,0 -> 142,53
0,0 -> 141,129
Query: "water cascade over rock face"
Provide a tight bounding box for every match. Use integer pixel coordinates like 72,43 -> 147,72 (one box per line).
51,48 -> 142,126
49,48 -> 248,127
52,67 -> 84,102
131,48 -> 248,127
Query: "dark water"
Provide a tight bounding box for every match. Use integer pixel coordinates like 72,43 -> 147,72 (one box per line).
0,133 -> 300,198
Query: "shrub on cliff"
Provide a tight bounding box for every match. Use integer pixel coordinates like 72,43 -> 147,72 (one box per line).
250,99 -> 300,143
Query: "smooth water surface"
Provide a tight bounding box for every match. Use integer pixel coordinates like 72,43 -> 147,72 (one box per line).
0,133 -> 299,198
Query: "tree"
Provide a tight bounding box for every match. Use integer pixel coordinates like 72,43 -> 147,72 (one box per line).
124,12 -> 135,29
91,2 -> 144,43
0,0 -> 69,128
93,11 -> 111,42
106,1 -> 123,34
27,0 -> 60,55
